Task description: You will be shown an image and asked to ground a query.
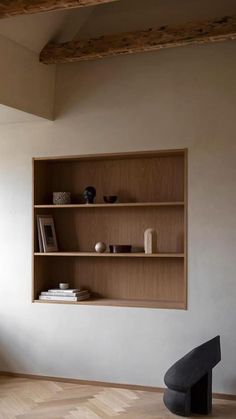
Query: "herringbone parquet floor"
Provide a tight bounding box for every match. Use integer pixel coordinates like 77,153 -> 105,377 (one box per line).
0,376 -> 236,419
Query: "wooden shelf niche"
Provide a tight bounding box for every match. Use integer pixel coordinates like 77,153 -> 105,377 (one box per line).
33,149 -> 187,309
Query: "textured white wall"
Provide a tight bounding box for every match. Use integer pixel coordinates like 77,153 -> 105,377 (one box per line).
0,41 -> 236,394
0,35 -> 55,119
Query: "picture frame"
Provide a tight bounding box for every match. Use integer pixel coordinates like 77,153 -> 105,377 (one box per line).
36,214 -> 49,252
38,216 -> 58,252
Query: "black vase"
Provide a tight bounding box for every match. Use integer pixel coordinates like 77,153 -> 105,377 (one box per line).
83,186 -> 96,204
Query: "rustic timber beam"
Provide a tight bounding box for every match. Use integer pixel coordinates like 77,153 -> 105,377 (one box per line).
0,0 -> 118,18
40,15 -> 236,64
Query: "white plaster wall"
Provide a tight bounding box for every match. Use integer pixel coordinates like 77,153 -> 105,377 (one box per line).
0,35 -> 55,119
0,41 -> 236,394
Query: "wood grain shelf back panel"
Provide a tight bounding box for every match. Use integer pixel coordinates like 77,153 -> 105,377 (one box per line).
34,154 -> 184,205
34,257 -> 185,303
77,258 -> 185,301
35,206 -> 184,253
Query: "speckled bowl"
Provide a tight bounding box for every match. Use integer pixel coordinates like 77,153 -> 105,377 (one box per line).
53,192 -> 71,205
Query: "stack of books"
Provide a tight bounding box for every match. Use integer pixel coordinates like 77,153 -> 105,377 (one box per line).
39,288 -> 90,302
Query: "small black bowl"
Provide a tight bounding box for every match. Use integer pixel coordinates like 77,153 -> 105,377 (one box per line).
109,245 -> 132,253
103,195 -> 118,204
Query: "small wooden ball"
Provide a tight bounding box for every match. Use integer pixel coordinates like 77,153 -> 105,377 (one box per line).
95,242 -> 106,253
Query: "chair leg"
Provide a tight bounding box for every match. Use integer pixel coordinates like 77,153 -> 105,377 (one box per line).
163,388 -> 191,417
191,371 -> 212,415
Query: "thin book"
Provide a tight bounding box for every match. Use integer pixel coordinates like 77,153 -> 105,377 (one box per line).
39,294 -> 90,302
41,290 -> 89,297
48,288 -> 81,293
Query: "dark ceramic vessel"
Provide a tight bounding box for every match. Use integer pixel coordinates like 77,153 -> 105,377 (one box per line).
103,195 -> 118,204
109,245 -> 132,253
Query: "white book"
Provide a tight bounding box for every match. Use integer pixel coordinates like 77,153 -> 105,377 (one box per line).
39,294 -> 90,302
41,291 -> 80,297
48,289 -> 81,294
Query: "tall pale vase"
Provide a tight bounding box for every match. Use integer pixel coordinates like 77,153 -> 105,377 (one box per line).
144,228 -> 157,254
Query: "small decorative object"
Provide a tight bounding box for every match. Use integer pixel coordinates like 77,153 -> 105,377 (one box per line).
109,245 -> 132,253
83,186 -> 96,204
39,287 -> 90,301
95,242 -> 106,253
36,214 -> 50,252
103,195 -> 118,204
53,192 -> 71,205
38,216 -> 58,252
144,228 -> 157,254
59,283 -> 69,290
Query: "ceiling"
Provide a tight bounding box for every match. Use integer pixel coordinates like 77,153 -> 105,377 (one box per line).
0,0 -> 236,53
0,0 -> 236,123
0,7 -> 94,53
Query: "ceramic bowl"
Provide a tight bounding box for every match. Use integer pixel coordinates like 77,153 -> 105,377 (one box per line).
59,283 -> 69,290
109,245 -> 132,253
103,195 -> 118,204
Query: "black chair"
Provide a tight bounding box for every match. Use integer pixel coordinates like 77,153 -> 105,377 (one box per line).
163,336 -> 221,417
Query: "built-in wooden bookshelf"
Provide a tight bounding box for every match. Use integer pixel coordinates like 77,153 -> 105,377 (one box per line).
33,149 -> 187,309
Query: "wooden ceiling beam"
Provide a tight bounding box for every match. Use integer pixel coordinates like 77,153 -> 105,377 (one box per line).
40,15 -> 236,64
0,0 -> 118,18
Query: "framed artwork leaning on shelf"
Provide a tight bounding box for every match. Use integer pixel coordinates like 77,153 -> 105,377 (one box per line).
39,216 -> 58,252
36,214 -> 49,252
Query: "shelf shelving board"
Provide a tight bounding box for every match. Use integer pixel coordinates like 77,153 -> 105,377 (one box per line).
34,202 -> 185,208
34,252 -> 185,258
34,298 -> 186,309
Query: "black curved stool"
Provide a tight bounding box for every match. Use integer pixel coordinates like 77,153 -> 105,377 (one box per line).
163,336 -> 221,417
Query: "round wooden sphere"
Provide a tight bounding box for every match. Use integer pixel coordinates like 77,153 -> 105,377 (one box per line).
95,242 -> 106,253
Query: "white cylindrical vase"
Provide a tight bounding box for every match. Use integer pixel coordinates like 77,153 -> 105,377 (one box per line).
144,228 -> 157,254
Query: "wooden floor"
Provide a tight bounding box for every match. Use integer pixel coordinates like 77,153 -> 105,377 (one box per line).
0,376 -> 236,418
